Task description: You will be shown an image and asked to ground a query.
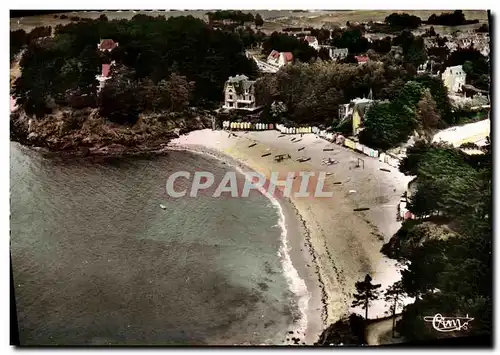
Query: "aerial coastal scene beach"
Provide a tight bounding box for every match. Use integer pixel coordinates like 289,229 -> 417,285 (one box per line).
10,9 -> 491,346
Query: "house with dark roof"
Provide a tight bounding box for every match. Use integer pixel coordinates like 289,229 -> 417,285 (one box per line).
97,39 -> 119,52
267,50 -> 294,68
223,75 -> 259,111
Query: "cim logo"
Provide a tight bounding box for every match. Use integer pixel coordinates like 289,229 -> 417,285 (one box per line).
423,314 -> 474,332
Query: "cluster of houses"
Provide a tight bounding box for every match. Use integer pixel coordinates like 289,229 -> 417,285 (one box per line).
447,31 -> 490,57
424,30 -> 490,57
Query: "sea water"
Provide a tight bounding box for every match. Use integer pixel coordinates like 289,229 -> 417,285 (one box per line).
10,143 -> 305,345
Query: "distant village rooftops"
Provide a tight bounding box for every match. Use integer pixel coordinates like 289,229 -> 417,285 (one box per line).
98,39 -> 119,52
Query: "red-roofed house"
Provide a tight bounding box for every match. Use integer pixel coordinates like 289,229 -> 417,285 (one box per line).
97,39 -> 119,52
304,36 -> 319,50
96,62 -> 114,92
267,50 -> 294,68
354,56 -> 369,65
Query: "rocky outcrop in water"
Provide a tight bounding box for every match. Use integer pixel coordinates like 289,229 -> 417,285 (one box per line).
10,107 -> 214,157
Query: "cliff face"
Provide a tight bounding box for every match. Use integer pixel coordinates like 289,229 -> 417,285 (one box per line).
10,107 -> 213,156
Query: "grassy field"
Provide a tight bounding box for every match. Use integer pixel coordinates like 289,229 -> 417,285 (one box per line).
10,10 -> 488,33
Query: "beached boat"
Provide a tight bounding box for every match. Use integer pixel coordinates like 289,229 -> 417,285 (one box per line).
159,204 -> 166,210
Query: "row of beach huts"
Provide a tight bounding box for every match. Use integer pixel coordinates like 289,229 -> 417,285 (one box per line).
222,121 -> 315,134
220,121 -> 401,168
313,127 -> 401,168
222,121 -> 275,130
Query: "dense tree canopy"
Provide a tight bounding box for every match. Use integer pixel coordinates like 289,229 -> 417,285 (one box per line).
385,13 -> 422,29
331,28 -> 369,54
206,10 -> 254,25
359,77 -> 451,149
427,10 -> 479,26
445,48 -> 490,91
12,15 -> 257,119
255,60 -> 415,127
392,140 -> 492,341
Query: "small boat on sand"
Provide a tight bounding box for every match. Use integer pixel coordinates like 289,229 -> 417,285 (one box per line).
159,204 -> 166,210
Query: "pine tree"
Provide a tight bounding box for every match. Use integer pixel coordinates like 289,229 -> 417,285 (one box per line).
351,274 -> 382,320
384,281 -> 405,337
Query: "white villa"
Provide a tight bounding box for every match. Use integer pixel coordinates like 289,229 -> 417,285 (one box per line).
442,65 -> 466,93
223,75 -> 259,111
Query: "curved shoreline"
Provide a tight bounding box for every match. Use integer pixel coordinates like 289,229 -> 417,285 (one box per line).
170,129 -> 412,328
168,144 -> 326,345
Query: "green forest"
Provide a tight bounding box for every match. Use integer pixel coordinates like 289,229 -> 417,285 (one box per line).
11,14 -> 258,122
392,139 -> 491,340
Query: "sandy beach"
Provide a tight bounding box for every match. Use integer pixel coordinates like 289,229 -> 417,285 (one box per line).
170,129 -> 413,343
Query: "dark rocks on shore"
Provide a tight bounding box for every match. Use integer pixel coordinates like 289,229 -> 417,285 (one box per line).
315,314 -> 366,346
10,108 -> 214,158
